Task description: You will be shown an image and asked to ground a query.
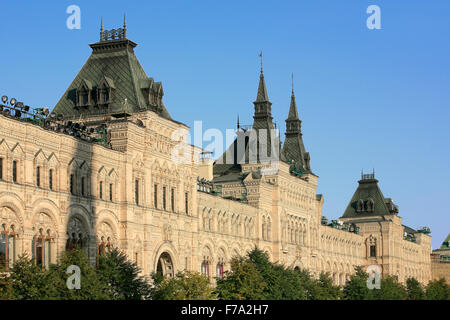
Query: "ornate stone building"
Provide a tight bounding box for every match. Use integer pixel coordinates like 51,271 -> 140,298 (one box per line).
0,23 -> 432,285
431,235 -> 450,283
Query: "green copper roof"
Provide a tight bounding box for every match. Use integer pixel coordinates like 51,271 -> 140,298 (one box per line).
281,90 -> 312,174
341,174 -> 399,219
287,91 -> 299,120
214,70 -> 281,176
440,234 -> 450,249
256,73 -> 269,102
52,35 -> 172,120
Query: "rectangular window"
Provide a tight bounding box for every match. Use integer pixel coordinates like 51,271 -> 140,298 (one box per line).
35,238 -> 43,266
0,234 -> 6,267
370,245 -> 377,257
44,239 -> 50,269
0,158 -> 3,180
81,177 -> 86,196
36,166 -> 41,187
109,183 -> 113,202
99,181 -> 103,200
49,169 -> 53,190
12,160 -> 17,183
154,184 -> 158,208
70,174 -> 74,195
163,186 -> 166,211
185,192 -> 189,215
8,235 -> 14,267
135,179 -> 139,205
171,188 -> 175,212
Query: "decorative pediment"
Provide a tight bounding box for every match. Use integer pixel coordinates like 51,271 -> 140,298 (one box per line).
10,143 -> 24,155
108,168 -> 118,179
34,149 -> 47,162
47,153 -> 60,165
0,139 -> 11,153
98,166 -> 108,177
79,160 -> 90,173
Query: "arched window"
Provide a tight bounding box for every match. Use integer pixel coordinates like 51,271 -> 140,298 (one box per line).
367,198 -> 375,212
356,199 -> 364,212
99,181 -> 103,200
81,177 -> 86,196
135,179 -> 139,205
0,224 -> 16,270
367,235 -> 377,258
36,166 -> 41,187
49,169 -> 53,190
12,160 -> 17,183
32,228 -> 53,269
70,174 -> 75,195
201,259 -> 210,277
162,186 -> 167,211
97,236 -> 112,257
216,263 -> 224,279
0,157 -> 3,180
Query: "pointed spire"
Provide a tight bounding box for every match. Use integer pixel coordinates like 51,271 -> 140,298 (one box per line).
123,13 -> 127,38
259,51 -> 263,74
287,74 -> 299,120
237,114 -> 240,129
255,52 -> 269,102
291,72 -> 294,95
100,17 -> 104,41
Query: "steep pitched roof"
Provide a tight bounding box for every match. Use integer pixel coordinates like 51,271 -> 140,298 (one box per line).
213,70 -> 280,177
341,174 -> 398,219
52,35 -> 172,120
256,72 -> 269,102
440,234 -> 450,249
281,90 -> 312,173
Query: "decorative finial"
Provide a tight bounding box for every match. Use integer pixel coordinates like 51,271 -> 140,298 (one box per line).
259,51 -> 263,74
100,17 -> 103,41
291,72 -> 294,95
237,114 -> 240,129
123,13 -> 127,38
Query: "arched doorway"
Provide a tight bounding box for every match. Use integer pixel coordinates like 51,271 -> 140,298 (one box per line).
157,252 -> 174,277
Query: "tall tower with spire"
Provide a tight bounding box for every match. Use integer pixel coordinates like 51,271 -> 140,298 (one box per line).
281,74 -> 312,173
249,53 -> 282,163
252,52 -> 274,131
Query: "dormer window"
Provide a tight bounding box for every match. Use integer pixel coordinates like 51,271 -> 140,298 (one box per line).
97,76 -> 115,106
76,79 -> 93,108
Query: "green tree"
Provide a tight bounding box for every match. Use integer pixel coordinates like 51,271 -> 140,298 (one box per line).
368,276 -> 406,300
0,271 -> 14,300
294,269 -> 321,300
247,247 -> 310,300
52,248 -> 111,300
97,248 -> 151,300
314,272 -> 342,300
150,270 -> 216,300
406,277 -> 425,300
7,255 -> 61,300
343,266 -> 370,300
215,256 -> 266,300
425,278 -> 449,300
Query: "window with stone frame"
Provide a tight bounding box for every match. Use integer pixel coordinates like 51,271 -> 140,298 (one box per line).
97,76 -> 115,106
0,157 -> 3,180
12,160 -> 17,183
32,228 -> 54,269
76,80 -> 93,108
0,224 -> 16,270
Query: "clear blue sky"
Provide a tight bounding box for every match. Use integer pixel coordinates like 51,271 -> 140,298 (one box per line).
1,0 -> 449,249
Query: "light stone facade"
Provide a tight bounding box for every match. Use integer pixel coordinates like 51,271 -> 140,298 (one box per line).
0,26 -> 432,286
